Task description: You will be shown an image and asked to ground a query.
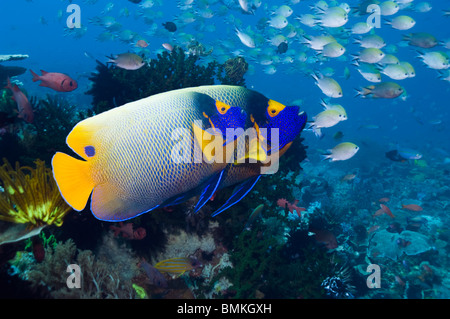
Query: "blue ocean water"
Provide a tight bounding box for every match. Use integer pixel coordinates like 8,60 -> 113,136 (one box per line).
0,0 -> 449,300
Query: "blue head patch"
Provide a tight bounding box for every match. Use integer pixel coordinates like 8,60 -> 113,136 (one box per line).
208,101 -> 247,145
262,104 -> 307,154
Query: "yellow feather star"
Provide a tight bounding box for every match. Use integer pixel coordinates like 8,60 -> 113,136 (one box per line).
0,158 -> 72,228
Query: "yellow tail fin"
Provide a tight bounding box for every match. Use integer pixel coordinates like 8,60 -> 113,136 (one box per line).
51,152 -> 95,211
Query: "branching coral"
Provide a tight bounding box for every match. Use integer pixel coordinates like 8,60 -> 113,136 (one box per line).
152,226 -> 216,264
217,57 -> 248,86
219,229 -> 280,298
0,158 -> 71,228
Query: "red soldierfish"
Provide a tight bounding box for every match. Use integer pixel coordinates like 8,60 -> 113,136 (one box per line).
4,78 -> 34,123
30,69 -> 78,92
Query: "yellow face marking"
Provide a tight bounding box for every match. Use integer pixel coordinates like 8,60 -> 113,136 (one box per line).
202,111 -> 216,131
250,114 -> 265,142
267,99 -> 286,118
216,100 -> 231,115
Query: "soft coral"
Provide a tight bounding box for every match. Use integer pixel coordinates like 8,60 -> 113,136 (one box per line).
276,198 -> 306,217
110,222 -> 146,240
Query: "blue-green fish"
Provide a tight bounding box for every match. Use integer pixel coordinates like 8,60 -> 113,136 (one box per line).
398,148 -> 423,160
244,204 -> 264,230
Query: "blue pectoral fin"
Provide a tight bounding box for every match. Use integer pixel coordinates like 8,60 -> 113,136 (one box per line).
160,185 -> 203,208
160,171 -> 225,211
194,170 -> 225,213
211,175 -> 261,217
162,192 -> 193,207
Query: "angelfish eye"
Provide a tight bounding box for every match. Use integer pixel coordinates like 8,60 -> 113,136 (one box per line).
84,145 -> 96,157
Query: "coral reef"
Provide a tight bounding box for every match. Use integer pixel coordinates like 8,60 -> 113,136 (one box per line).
215,228 -> 280,298
152,225 -> 217,264
0,54 -> 29,62
0,223 -> 45,246
206,206 -> 340,299
86,46 -> 248,114
110,222 -> 147,240
0,54 -> 28,87
24,95 -> 85,164
0,158 -> 72,229
26,236 -> 139,298
87,47 -> 213,113
217,57 -> 248,86
0,65 -> 27,87
186,40 -> 214,57
321,265 -> 355,299
368,229 -> 434,261
0,93 -> 85,166
0,83 -> 20,117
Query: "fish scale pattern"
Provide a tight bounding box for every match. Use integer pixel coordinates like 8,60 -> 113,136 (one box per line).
83,90 -> 226,220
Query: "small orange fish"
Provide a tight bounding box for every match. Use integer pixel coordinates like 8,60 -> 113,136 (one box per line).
395,275 -> 406,287
372,209 -> 384,217
4,78 -> 34,123
340,174 -> 356,182
378,197 -> 390,203
312,229 -> 338,250
402,204 -> 423,212
380,203 -> 395,218
397,238 -> 411,247
135,39 -> 149,48
422,263 -> 433,274
368,225 -> 380,234
162,43 -> 173,52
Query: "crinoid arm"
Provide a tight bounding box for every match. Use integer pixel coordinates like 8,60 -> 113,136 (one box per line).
0,158 -> 72,229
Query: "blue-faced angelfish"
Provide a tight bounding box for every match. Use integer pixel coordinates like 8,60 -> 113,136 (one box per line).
52,86 -> 246,221
52,85 -> 307,222
209,100 -> 307,217
182,87 -> 307,217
